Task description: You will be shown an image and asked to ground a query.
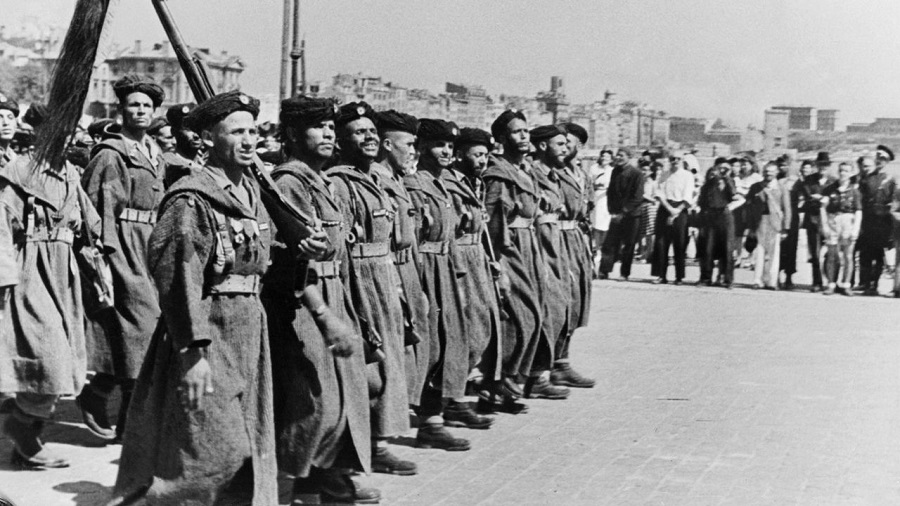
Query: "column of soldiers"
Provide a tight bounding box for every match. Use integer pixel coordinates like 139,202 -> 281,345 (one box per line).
0,75 -> 597,505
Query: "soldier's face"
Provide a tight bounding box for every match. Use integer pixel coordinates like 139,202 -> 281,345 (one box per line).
0,109 -> 15,142
565,133 -> 580,159
382,130 -> 417,174
154,125 -> 175,152
204,111 -> 258,169
340,118 -> 379,161
425,139 -> 454,168
176,127 -> 203,152
545,135 -> 569,168
121,92 -> 156,132
460,144 -> 489,175
298,120 -> 335,160
504,118 -> 531,154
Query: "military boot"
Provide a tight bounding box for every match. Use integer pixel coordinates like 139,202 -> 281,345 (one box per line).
75,386 -> 116,441
416,424 -> 471,451
3,404 -> 69,469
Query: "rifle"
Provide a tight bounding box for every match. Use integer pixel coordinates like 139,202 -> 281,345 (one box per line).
152,0 -> 319,246
480,227 -> 509,321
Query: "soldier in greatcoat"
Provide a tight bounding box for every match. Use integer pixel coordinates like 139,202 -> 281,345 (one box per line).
263,95 -> 380,504
159,102 -> 204,188
406,119 -> 491,451
326,102 -> 413,480
371,110 -> 426,475
111,91 -> 279,504
480,109 -> 547,414
0,114 -> 102,469
554,123 -> 595,388
78,75 -> 166,442
0,93 -> 18,169
526,125 -> 573,400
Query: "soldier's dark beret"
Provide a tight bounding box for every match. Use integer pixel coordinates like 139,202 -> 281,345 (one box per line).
456,128 -> 493,149
417,118 -> 458,142
714,156 -> 730,166
166,103 -> 196,131
147,116 -> 169,136
490,109 -> 527,140
280,95 -> 339,128
87,118 -> 119,138
113,75 -> 165,107
185,90 -> 260,132
22,103 -> 47,128
876,144 -> 895,162
563,122 -> 588,144
530,124 -> 568,144
0,92 -> 19,117
336,101 -> 377,128
376,110 -> 418,136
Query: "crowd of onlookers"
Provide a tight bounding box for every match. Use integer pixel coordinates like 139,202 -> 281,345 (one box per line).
587,146 -> 899,296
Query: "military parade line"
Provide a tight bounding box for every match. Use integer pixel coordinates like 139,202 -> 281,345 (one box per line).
0,72 -> 897,505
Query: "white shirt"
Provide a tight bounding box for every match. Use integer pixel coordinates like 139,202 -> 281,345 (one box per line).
656,168 -> 695,204
589,162 -> 612,230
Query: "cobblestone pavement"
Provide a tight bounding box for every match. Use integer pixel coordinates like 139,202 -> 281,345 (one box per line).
2,262 -> 899,505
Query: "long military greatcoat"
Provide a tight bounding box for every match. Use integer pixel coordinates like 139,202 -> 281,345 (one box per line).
483,155 -> 546,378
0,159 -> 99,396
327,164 -> 409,438
113,168 -> 277,505
405,167 -> 468,399
373,163 -> 431,406
442,168 -> 501,371
82,135 -> 164,380
531,160 -> 571,372
263,160 -> 370,477
557,163 -> 593,331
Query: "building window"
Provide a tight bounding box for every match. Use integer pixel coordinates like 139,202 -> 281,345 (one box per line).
148,62 -> 156,73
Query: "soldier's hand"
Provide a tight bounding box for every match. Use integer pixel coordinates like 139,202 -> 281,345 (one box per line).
180,347 -> 212,411
498,271 -> 512,299
298,230 -> 329,261
313,305 -> 358,358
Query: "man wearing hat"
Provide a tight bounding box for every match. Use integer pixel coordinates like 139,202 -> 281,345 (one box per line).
696,157 -> 737,287
857,147 -> 897,295
326,102 -> 413,474
112,90 -> 279,505
373,112 -> 431,456
797,152 -> 834,291
527,124 -> 575,399
160,102 -> 204,188
77,75 -> 167,443
557,124 -> 594,383
598,147 -> 646,281
261,95 -> 380,503
480,109 -> 543,414
0,91 -> 19,169
405,118 -> 487,450
147,116 -> 174,153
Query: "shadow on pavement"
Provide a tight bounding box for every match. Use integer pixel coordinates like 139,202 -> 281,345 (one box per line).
54,481 -> 111,506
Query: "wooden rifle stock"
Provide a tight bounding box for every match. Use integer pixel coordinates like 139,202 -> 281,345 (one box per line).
151,0 -> 319,244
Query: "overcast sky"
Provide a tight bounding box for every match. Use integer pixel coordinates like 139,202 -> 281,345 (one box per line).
4,0 -> 899,128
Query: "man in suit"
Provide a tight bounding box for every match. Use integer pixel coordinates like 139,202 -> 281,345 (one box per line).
748,162 -> 792,289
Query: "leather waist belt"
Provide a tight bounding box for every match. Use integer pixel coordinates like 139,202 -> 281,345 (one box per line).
207,274 -> 260,295
507,216 -> 534,229
27,228 -> 75,244
419,240 -> 449,255
394,247 -> 412,265
558,220 -> 579,230
312,260 -> 341,278
455,233 -> 479,246
536,213 -> 559,225
350,242 -> 389,258
118,208 -> 157,224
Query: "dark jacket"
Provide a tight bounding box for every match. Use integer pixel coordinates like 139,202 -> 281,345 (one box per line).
606,162 -> 645,217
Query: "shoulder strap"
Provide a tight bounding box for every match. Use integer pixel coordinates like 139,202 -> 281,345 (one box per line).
209,206 -> 235,276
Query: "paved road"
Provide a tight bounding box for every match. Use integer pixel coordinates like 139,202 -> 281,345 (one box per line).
2,262 -> 899,505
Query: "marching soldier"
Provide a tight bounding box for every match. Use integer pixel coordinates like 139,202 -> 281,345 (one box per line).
0,93 -> 19,169
481,109 -> 545,413
527,124 -> 572,400
160,102 -> 204,188
78,75 -> 166,442
554,123 -> 595,388
406,119 -> 488,451
264,95 -> 379,504
327,102 -> 413,479
372,110 -> 428,474
112,91 -> 279,504
0,105 -> 102,470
